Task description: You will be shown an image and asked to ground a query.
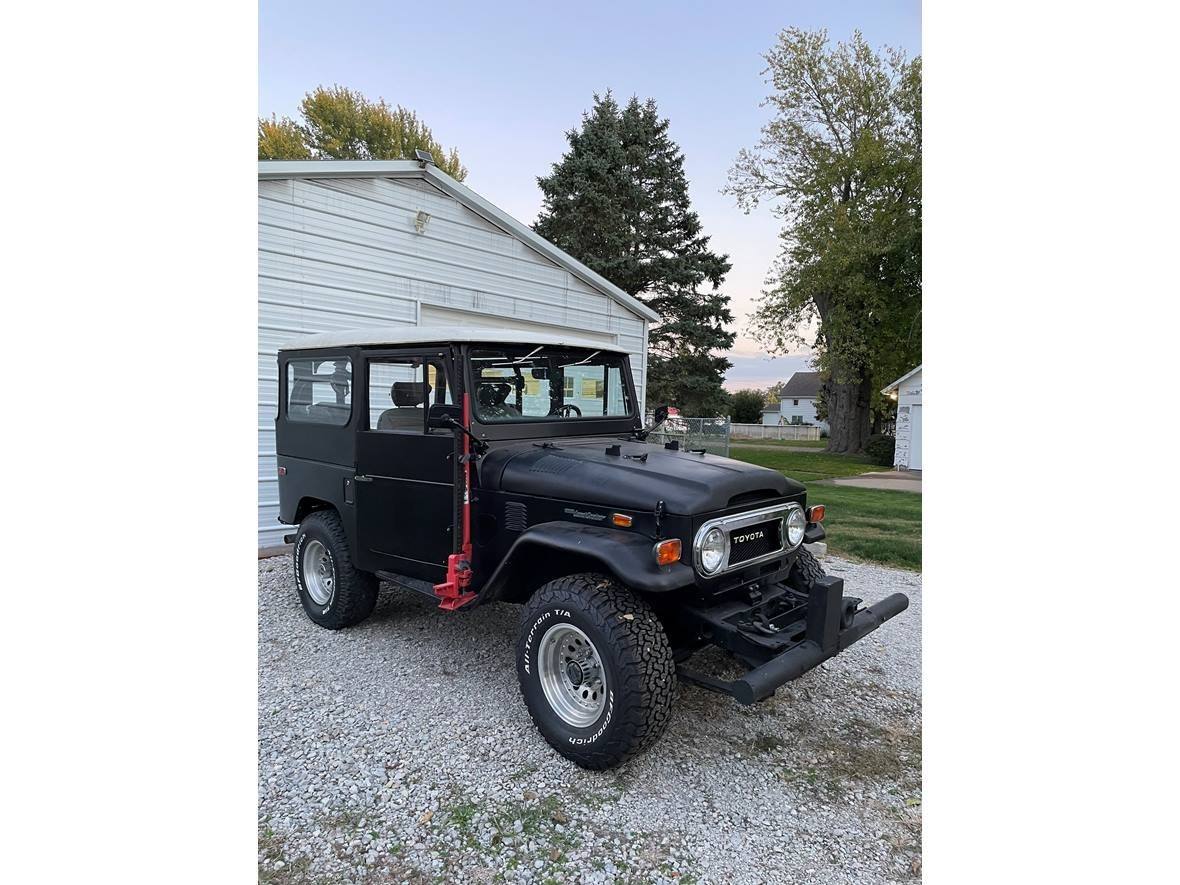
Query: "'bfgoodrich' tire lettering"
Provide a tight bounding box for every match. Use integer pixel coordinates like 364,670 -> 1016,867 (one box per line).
515,574 -> 675,769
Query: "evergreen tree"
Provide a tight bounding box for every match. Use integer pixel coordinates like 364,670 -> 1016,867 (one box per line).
534,93 -> 735,416
258,85 -> 466,180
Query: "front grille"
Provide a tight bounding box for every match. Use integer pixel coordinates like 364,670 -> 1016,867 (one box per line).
693,503 -> 798,577
727,519 -> 783,565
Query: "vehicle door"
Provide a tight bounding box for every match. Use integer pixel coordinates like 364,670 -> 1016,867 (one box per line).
355,349 -> 456,581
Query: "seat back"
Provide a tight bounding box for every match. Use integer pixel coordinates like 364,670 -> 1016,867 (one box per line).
376,381 -> 432,431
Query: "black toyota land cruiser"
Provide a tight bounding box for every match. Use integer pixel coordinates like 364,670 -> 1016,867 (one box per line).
275,326 -> 908,769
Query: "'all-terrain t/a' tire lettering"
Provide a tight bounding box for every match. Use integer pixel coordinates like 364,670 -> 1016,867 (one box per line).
515,573 -> 675,769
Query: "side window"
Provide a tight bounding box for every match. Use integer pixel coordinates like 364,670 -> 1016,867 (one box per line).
369,357 -> 452,433
286,357 -> 352,425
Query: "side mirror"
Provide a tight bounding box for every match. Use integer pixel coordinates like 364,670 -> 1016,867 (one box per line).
427,402 -> 462,429
633,404 -> 671,441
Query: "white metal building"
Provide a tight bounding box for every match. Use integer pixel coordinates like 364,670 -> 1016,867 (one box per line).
258,160 -> 659,549
882,365 -> 922,470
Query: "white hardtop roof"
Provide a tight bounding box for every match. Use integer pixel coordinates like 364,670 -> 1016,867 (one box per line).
279,325 -> 628,353
881,364 -> 922,394
259,159 -> 659,324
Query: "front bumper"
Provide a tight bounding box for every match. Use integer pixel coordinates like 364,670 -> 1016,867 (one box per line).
677,575 -> 909,704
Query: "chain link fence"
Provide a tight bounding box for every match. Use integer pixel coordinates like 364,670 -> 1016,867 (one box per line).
647,415 -> 731,456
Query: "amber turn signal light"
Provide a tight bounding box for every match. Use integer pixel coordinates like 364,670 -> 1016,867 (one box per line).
807,504 -> 825,523
612,513 -> 633,527
654,538 -> 682,565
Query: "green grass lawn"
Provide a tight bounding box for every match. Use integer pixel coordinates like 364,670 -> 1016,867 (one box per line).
727,447 -> 881,482
727,446 -> 921,570
806,485 -> 922,570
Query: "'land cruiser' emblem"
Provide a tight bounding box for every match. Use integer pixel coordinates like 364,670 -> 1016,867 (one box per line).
563,508 -> 607,522
733,530 -> 766,544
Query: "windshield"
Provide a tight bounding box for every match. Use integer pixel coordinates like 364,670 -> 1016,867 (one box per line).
469,345 -> 635,423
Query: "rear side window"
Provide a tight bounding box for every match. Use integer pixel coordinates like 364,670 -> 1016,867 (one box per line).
286,357 -> 352,425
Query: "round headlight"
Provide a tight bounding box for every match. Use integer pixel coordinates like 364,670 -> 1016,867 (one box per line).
786,507 -> 806,547
698,527 -> 727,575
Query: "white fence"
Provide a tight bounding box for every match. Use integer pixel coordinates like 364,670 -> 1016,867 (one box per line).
730,423 -> 822,441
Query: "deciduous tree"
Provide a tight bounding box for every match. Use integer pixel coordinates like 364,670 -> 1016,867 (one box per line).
258,86 -> 466,180
258,115 -> 309,160
729,389 -> 767,424
727,30 -> 921,452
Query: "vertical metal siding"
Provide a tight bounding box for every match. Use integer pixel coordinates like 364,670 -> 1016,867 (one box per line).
258,176 -> 649,549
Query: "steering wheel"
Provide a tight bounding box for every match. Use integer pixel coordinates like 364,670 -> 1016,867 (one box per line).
550,403 -> 582,417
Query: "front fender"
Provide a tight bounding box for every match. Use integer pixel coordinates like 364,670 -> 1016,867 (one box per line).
478,520 -> 696,602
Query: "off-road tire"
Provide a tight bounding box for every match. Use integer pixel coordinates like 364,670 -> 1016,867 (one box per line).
787,545 -> 826,592
293,510 -> 377,630
516,573 -> 676,769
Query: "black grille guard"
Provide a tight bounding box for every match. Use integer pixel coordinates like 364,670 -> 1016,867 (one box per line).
678,575 -> 910,704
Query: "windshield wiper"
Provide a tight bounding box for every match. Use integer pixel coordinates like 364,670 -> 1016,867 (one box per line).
505,346 -> 544,365
559,350 -> 600,368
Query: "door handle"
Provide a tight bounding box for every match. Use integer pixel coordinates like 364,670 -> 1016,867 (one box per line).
354,475 -> 374,483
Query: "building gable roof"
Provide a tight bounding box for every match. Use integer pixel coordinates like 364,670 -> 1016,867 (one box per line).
881,364 -> 922,395
779,371 -> 822,399
258,160 -> 659,324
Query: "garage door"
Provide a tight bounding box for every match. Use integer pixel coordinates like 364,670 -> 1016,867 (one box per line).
908,404 -> 922,470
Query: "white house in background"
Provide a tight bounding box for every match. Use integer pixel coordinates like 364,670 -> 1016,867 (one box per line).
882,364 -> 922,470
257,159 -> 659,550
761,371 -> 829,432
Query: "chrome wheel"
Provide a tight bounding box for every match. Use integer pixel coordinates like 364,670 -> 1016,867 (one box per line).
538,624 -> 607,727
302,539 -> 335,606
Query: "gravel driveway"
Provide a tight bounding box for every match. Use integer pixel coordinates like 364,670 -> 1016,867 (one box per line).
258,556 -> 922,884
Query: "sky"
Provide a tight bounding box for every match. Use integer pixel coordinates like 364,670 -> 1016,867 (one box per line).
260,0 -> 921,392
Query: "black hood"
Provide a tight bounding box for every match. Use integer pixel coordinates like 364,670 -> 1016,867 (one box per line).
478,439 -> 804,515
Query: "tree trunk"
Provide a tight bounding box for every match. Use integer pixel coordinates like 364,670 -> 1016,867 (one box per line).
824,375 -> 873,454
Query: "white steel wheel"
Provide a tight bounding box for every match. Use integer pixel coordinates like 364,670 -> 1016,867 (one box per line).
301,538 -> 335,606
537,623 -> 607,727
